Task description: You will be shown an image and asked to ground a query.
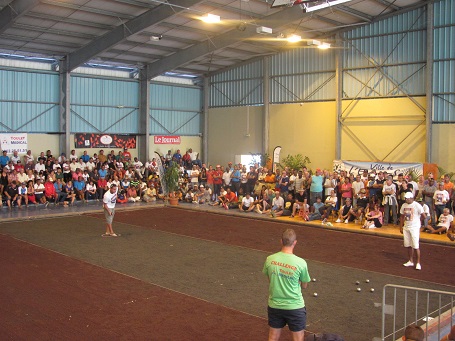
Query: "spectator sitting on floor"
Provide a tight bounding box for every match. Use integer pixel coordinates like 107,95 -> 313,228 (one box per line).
63,180 -> 76,206
222,187 -> 237,210
18,182 -> 28,207
213,186 -> 227,206
5,181 -> 21,209
127,185 -> 141,202
116,189 -> 127,204
239,192 -> 255,212
307,196 -> 324,221
34,178 -> 47,205
426,208 -> 453,234
26,180 -> 37,205
282,192 -> 294,216
97,176 -> 108,200
321,190 -> 338,223
440,324 -> 455,341
417,198 -> 430,231
142,183 -> 157,202
291,188 -> 307,218
54,178 -> 68,206
85,179 -> 97,201
44,178 -> 57,207
336,198 -> 354,224
270,191 -> 284,218
74,176 -> 86,202
402,324 -> 424,341
362,203 -> 383,229
255,193 -> 271,215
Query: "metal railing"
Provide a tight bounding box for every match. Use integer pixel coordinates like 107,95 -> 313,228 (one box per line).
380,284 -> 455,341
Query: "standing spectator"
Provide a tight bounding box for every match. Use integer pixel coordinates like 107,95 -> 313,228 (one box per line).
340,177 -> 353,206
383,176 -> 398,226
422,178 -> 437,227
262,228 -> 310,341
102,184 -> 119,237
352,175 -> 365,207
400,192 -> 424,270
122,147 -> 131,165
212,165 -> 223,198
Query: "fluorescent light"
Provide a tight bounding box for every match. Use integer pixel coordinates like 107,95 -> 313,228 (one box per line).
304,0 -> 353,13
200,13 -> 220,23
287,34 -> 302,43
308,39 -> 331,49
318,42 -> 331,49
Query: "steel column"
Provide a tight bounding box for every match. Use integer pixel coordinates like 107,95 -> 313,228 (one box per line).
263,57 -> 270,156
425,1 -> 434,163
203,77 -> 209,164
59,59 -> 71,155
139,66 -> 151,162
335,33 -> 343,160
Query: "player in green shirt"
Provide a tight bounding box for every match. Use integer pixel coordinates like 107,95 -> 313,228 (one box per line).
263,228 -> 311,341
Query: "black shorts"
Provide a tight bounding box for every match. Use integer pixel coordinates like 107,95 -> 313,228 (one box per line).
267,306 -> 306,332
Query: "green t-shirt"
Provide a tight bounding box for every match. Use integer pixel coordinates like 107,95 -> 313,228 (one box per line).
262,251 -> 310,310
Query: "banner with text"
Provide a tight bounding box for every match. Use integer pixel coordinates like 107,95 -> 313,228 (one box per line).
75,133 -> 136,149
154,136 -> 181,144
333,160 -> 423,178
1,133 -> 28,153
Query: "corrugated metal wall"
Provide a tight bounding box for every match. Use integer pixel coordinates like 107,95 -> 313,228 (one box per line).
343,8 -> 427,99
70,75 -> 139,133
270,48 -> 336,103
150,82 -> 202,135
210,60 -> 263,107
0,69 -> 59,132
433,0 -> 455,122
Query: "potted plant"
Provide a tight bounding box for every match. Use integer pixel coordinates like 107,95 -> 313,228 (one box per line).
163,161 -> 180,205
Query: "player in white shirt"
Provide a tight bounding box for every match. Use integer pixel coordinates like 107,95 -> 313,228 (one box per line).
400,192 -> 424,270
102,183 -> 119,237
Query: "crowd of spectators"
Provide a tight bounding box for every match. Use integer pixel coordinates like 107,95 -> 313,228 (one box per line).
1,147 -> 454,239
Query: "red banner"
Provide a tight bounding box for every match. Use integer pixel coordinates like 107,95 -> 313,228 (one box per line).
75,133 -> 136,149
154,135 -> 181,144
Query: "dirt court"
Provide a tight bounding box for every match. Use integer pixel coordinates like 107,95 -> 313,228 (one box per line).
1,206 -> 454,341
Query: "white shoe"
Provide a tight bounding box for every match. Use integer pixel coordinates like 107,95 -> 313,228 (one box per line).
344,219 -> 349,224
415,263 -> 421,270
403,261 -> 414,267
336,219 -> 341,223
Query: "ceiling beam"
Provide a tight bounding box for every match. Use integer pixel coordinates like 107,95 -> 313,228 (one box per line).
41,0 -> 135,20
62,0 -> 204,73
147,6 -> 313,79
26,11 -> 116,30
0,0 -> 40,34
335,6 -> 373,22
372,0 -> 401,11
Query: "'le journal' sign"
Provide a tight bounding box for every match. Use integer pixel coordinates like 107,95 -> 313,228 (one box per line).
154,135 -> 181,144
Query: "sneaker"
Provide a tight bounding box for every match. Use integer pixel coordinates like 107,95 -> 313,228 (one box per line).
415,263 -> 421,270
322,218 -> 327,224
403,261 -> 414,267
192,201 -> 198,204
255,207 -> 261,214
44,202 -> 49,208
271,211 -> 276,218
336,219 -> 341,223
344,219 -> 349,224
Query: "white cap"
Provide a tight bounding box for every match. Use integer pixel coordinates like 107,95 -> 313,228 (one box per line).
404,192 -> 414,199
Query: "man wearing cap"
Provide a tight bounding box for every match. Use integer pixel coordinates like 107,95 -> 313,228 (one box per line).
102,183 -> 119,237
400,192 -> 424,270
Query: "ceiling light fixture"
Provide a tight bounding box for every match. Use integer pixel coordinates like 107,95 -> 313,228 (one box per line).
307,39 -> 331,49
303,0 -> 353,13
150,35 -> 163,41
287,34 -> 302,43
200,13 -> 221,23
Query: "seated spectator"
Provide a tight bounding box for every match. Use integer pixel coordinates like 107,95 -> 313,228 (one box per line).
85,179 -> 97,201
440,324 -> 455,341
73,176 -> 86,202
307,196 -> 324,221
26,180 -> 37,205
121,178 -> 130,190
239,192 -> 255,212
282,193 -> 294,216
142,183 -> 157,202
255,194 -> 271,215
222,187 -> 237,210
63,180 -> 76,206
417,198 -> 430,231
127,186 -> 141,202
97,177 -> 108,200
270,191 -> 284,218
17,182 -> 28,207
184,188 -> 194,203
356,189 -> 369,209
403,324 -> 424,341
336,198 -> 354,223
4,181 -> 21,209
44,179 -> 56,206
34,178 -> 47,205
362,204 -> 383,229
321,190 -> 338,223
116,189 -> 128,204
54,178 -> 68,206
426,208 -> 453,234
